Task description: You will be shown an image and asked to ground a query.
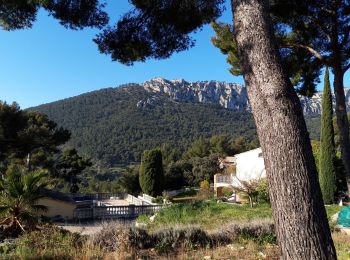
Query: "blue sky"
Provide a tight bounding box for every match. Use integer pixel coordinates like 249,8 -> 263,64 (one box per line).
0,1 -> 348,108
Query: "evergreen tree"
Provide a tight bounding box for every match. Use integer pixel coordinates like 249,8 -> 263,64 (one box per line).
319,68 -> 336,204
0,1 -> 108,31
183,137 -> 210,159
139,149 -> 164,196
54,148 -> 92,193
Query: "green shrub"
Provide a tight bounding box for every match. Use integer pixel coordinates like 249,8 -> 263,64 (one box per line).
152,196 -> 164,204
3,225 -> 98,259
139,149 -> 164,196
173,188 -> 198,198
256,179 -> 270,203
217,220 -> 276,245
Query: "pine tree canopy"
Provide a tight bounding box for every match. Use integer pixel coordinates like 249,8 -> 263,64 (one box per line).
94,0 -> 225,65
211,6 -> 323,97
270,1 -> 350,91
211,0 -> 350,97
0,0 -> 108,30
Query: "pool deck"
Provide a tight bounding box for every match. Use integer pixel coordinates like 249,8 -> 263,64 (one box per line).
98,199 -> 130,206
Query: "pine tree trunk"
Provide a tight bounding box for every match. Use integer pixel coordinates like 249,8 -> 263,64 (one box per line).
333,69 -> 350,193
231,0 -> 336,259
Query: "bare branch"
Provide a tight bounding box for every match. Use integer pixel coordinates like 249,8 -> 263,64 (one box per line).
282,43 -> 330,65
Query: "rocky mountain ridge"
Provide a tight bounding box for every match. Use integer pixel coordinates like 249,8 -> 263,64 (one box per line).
141,78 -> 350,115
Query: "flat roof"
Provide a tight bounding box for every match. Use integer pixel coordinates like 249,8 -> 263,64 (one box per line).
234,147 -> 262,158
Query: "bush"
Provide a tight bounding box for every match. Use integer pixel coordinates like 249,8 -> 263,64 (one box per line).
152,196 -> 164,204
256,179 -> 270,203
200,180 -> 210,190
3,225 -> 102,259
164,161 -> 187,190
117,227 -> 215,253
93,225 -> 155,256
217,219 -> 276,245
91,222 -> 121,252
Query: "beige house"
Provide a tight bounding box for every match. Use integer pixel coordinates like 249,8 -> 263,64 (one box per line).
39,197 -> 77,220
38,190 -> 82,220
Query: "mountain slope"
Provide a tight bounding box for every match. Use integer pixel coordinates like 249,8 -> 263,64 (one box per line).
31,78 -> 332,166
31,83 -> 257,166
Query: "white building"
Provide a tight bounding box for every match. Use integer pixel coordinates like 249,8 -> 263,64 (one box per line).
214,148 -> 266,198
234,148 -> 266,182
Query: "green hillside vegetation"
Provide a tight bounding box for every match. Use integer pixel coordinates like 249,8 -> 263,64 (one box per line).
31,85 -> 257,167
31,84 -> 324,167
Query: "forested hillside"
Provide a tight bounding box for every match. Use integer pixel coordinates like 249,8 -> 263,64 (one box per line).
31,84 -> 259,166
31,82 -> 322,166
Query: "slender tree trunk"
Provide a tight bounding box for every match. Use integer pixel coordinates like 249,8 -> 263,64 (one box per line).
26,152 -> 31,171
333,69 -> 350,193
248,195 -> 253,208
231,0 -> 336,259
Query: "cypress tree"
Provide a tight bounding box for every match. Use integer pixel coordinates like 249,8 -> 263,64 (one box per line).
139,149 -> 164,197
319,67 -> 337,204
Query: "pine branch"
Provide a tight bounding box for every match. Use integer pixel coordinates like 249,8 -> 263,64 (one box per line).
282,43 -> 329,65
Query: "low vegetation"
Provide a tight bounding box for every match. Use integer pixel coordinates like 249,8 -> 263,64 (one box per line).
1,218 -> 349,259
137,201 -> 272,231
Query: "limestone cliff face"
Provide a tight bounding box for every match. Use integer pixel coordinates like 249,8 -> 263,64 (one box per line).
299,89 -> 350,114
141,78 -> 350,115
143,78 -> 250,111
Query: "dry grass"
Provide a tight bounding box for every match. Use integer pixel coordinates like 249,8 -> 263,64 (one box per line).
106,241 -> 279,259
2,223 -> 350,259
333,232 -> 350,260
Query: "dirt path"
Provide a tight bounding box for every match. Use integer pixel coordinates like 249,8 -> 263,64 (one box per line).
58,220 -> 135,236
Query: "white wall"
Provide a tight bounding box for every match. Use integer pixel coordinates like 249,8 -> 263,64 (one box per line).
235,148 -> 266,181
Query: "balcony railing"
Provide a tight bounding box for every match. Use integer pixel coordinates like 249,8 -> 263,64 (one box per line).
214,174 -> 233,184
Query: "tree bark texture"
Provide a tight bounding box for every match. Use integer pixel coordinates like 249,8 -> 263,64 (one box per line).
330,6 -> 350,195
231,0 -> 337,259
